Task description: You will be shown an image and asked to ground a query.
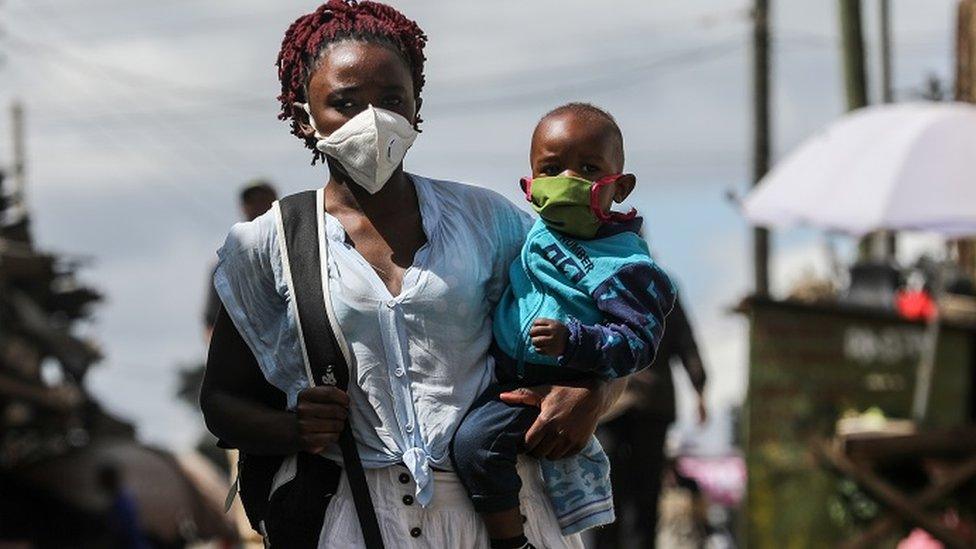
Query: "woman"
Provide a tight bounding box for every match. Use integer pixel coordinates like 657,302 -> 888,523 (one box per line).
200,2 -> 627,547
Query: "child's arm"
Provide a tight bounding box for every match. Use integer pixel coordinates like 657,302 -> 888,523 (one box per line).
534,261 -> 676,379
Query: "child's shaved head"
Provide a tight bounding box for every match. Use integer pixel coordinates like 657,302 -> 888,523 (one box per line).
528,102 -> 634,215
536,102 -> 624,166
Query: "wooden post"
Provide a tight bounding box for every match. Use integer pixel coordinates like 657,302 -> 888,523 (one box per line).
879,0 -> 894,104
840,0 -> 869,109
955,1 -> 976,282
957,0 -> 976,101
11,101 -> 26,213
879,0 -> 898,259
753,0 -> 771,297
839,0 -> 874,259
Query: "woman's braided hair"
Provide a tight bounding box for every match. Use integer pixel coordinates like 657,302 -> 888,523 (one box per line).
276,0 -> 427,164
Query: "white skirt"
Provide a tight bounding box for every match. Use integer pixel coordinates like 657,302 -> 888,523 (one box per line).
318,456 -> 585,548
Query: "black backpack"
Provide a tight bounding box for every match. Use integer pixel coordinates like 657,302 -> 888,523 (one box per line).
223,190 -> 385,549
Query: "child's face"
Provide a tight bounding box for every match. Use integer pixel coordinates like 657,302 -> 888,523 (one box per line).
530,112 -> 630,212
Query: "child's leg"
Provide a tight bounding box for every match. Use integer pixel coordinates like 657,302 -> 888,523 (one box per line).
451,383 -> 539,545
481,509 -> 527,542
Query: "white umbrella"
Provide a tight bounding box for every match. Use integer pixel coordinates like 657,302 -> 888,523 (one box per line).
743,101 -> 976,424
743,102 -> 976,237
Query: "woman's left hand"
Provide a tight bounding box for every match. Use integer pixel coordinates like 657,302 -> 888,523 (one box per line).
499,380 -> 607,460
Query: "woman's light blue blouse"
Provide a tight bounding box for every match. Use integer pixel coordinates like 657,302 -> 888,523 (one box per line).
213,174 -> 532,506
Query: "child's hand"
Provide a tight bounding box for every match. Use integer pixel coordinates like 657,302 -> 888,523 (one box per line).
530,318 -> 569,357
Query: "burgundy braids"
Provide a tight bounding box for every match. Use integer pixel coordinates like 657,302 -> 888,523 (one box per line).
276,0 -> 427,164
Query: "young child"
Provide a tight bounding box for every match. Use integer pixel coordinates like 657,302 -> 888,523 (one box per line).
451,103 -> 677,549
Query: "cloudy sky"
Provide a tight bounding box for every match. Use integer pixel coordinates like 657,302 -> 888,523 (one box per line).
0,0 -> 957,450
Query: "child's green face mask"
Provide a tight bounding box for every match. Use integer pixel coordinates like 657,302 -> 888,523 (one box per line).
520,174 -> 636,239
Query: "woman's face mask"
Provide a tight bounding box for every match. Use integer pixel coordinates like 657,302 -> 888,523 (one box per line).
520,174 -> 636,239
302,103 -> 418,194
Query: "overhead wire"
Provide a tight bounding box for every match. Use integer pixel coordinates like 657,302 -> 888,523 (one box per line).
10,27 -> 901,131
15,40 -> 741,127
12,34 -> 752,128
6,6 -> 270,201
24,65 -> 231,222
2,31 -> 266,107
433,36 -> 749,113
2,8 -> 754,120
2,6 -> 247,223
8,2 -> 896,196
12,1 -> 751,44
0,28 -> 758,200
0,2 -> 757,137
1,58 -> 227,227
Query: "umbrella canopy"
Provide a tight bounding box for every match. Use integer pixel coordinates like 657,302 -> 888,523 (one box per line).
11,438 -> 236,543
743,102 -> 976,236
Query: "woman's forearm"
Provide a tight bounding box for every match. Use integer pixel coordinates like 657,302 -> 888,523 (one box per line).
200,307 -> 300,455
600,377 -> 628,416
201,390 -> 300,455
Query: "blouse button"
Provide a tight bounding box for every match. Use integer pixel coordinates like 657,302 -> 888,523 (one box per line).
410,527 -> 422,538
386,299 -> 397,309
402,495 -> 414,506
398,473 -> 410,484
394,367 -> 405,377
405,423 -> 414,433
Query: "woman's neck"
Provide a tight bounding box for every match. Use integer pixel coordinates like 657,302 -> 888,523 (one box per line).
324,167 -> 416,219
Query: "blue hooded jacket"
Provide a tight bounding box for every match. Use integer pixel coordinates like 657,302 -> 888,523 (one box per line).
493,217 -> 677,380
486,215 -> 677,535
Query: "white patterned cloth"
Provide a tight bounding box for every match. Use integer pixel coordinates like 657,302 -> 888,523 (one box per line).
319,457 -> 584,548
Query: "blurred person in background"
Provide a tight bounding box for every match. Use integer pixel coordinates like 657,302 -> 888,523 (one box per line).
202,181 -> 278,341
594,293 -> 708,549
97,462 -> 150,549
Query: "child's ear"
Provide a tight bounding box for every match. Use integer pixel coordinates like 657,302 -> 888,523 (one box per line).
614,173 -> 637,202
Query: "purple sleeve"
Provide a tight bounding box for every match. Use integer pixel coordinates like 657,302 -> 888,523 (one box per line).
558,262 -> 677,379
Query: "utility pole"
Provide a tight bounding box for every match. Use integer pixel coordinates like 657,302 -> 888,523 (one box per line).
955,0 -> 976,282
752,0 -> 771,297
839,0 -> 872,259
959,1 -> 976,101
839,0 -> 869,109
879,0 -> 897,259
10,101 -> 27,218
879,0 -> 893,103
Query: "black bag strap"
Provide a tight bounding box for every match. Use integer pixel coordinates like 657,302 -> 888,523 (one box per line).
278,190 -> 385,549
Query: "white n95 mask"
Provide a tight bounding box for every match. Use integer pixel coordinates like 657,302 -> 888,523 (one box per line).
303,103 -> 418,194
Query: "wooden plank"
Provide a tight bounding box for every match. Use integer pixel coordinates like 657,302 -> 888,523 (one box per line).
844,427 -> 976,462
843,454 -> 976,548
819,441 -> 970,548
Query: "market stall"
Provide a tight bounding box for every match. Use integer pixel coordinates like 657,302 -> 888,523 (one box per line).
740,102 -> 976,546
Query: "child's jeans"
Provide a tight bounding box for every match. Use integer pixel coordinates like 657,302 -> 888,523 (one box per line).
450,349 -> 615,535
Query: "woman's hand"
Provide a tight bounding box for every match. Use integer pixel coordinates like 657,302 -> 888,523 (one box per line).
296,386 -> 350,454
499,379 -> 619,461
